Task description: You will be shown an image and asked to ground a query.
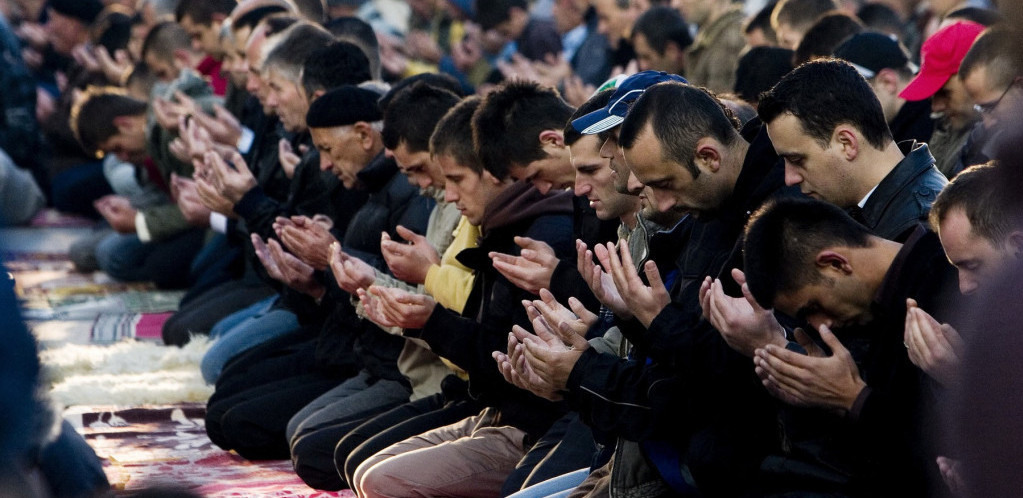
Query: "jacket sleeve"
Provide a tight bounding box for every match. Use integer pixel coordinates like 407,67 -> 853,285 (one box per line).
139,203 -> 193,242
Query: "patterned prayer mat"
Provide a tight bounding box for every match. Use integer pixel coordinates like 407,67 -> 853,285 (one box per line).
67,404 -> 354,497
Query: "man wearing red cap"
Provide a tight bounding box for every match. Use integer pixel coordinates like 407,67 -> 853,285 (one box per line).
899,20 -> 985,178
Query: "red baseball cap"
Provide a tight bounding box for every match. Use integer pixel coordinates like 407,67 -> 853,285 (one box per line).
899,21 -> 985,101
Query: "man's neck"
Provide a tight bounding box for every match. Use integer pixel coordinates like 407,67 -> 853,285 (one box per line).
619,209 -> 639,231
722,140 -> 750,196
854,237 -> 905,296
852,141 -> 905,204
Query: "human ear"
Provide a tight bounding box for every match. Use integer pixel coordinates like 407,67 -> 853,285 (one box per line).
694,138 -> 721,174
113,115 -> 135,133
1008,231 -> 1023,258
833,127 -> 859,161
815,249 -> 853,276
539,130 -> 565,148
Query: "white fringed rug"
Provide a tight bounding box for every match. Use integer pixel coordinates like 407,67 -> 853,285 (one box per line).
41,337 -> 214,407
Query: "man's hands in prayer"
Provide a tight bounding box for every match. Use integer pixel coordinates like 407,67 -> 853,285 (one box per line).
170,174 -> 211,227
94,195 -> 138,233
329,241 -> 376,294
251,234 -> 325,299
380,226 -> 440,285
490,236 -> 558,295
595,241 -> 670,328
278,139 -> 304,179
577,240 -> 631,319
904,298 -> 962,387
357,286 -> 435,329
203,150 -> 257,204
753,324 -> 867,414
275,215 -> 336,271
493,293 -> 594,400
189,102 -> 243,147
700,268 -> 788,357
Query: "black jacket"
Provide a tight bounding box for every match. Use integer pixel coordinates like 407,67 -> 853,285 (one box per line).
312,151 -> 433,375
858,141 -> 946,243
564,120 -> 792,496
763,227 -> 960,497
406,182 -> 575,442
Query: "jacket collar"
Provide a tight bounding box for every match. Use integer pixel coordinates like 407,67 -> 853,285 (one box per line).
356,149 -> 398,193
859,141 -> 936,228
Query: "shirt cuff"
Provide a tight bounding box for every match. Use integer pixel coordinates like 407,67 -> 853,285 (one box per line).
135,212 -> 152,242
236,126 -> 255,154
210,212 -> 228,233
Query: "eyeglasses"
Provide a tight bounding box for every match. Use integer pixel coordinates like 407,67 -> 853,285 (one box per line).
973,79 -> 1019,115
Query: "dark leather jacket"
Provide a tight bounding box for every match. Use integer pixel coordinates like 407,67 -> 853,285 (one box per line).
859,141 -> 946,242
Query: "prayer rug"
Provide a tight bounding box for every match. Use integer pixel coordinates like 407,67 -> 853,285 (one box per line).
67,404 -> 355,497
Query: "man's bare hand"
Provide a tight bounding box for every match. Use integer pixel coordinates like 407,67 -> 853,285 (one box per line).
191,104 -> 243,146
380,226 -> 440,285
94,195 -> 138,233
597,241 -> 670,327
490,236 -> 558,295
328,241 -> 376,294
278,139 -> 303,179
701,269 -> 787,357
276,215 -> 337,270
904,298 -> 962,387
365,285 -> 436,329
205,150 -> 257,203
170,174 -> 212,227
754,324 -> 867,414
578,240 -> 631,319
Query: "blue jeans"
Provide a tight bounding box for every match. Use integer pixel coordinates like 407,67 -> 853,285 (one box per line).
94,229 -> 203,288
200,296 -> 299,384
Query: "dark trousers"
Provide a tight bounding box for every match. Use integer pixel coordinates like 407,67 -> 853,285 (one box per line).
162,277 -> 274,346
336,394 -> 484,488
501,412 -> 600,496
205,331 -> 350,460
50,161 -> 112,219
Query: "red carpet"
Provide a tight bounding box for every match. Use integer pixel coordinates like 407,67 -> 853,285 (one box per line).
68,404 -> 354,497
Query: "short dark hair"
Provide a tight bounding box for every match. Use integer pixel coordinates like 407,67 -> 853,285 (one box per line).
631,6 -> 693,55
758,58 -> 892,150
125,62 -> 157,97
793,13 -> 863,66
960,27 -> 1022,89
476,0 -> 527,31
564,89 -> 614,146
930,162 -> 1018,245
231,5 -> 290,33
472,80 -> 575,179
618,82 -> 741,179
378,72 -> 464,111
382,82 -> 462,152
175,0 -> 236,25
431,97 -> 484,175
325,16 -> 382,81
744,0 -> 778,43
301,40 -> 371,97
734,46 -> 794,105
263,22 -> 334,83
855,3 -> 903,35
141,20 -> 191,62
71,89 -> 148,157
945,6 -> 1004,27
771,0 -> 838,31
743,197 -> 872,309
